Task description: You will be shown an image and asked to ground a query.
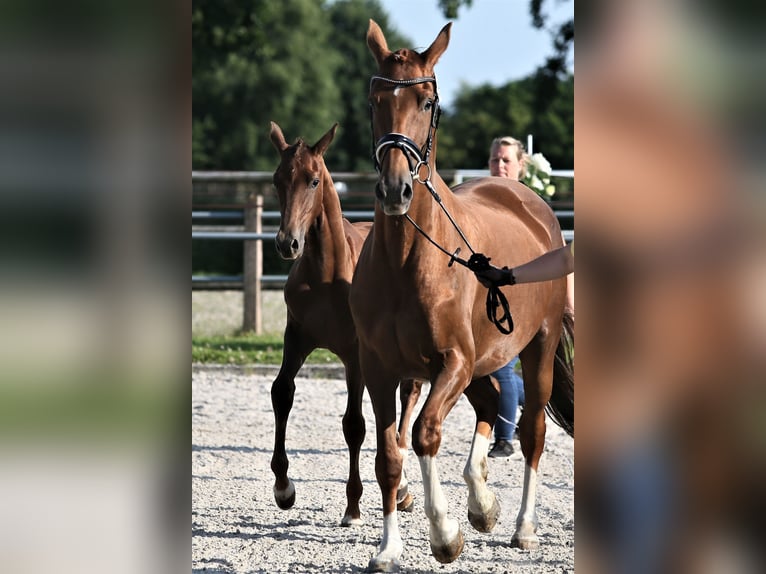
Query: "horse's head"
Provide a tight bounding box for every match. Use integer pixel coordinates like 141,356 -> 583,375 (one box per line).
269,121 -> 338,259
366,19 -> 451,216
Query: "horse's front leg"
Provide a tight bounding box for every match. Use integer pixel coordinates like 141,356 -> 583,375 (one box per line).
462,375 -> 501,533
363,353 -> 404,572
340,355 -> 365,526
412,350 -> 472,564
270,321 -> 312,511
396,378 -> 423,512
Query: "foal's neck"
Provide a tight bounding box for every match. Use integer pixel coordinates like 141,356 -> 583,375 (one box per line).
307,169 -> 352,281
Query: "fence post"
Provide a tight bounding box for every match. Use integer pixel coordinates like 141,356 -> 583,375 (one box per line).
243,193 -> 263,333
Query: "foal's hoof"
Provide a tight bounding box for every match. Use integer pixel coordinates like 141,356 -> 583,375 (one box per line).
365,557 -> 400,573
431,528 -> 465,564
273,481 -> 296,510
396,491 -> 414,513
468,495 -> 500,533
340,514 -> 364,527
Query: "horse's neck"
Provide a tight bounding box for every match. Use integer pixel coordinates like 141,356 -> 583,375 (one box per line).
306,171 -> 352,281
375,173 -> 455,266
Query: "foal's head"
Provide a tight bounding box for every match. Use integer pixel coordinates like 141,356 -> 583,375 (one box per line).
366,19 -> 451,216
269,121 -> 338,259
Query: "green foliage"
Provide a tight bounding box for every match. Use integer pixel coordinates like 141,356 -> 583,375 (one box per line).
192,0 -> 573,179
438,0 -> 473,19
193,0 -> 343,170
438,74 -> 573,172
192,0 -> 412,172
324,1 -> 411,171
192,334 -> 340,365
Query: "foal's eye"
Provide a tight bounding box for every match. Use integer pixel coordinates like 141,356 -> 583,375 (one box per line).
423,99 -> 433,111
311,178 -> 320,188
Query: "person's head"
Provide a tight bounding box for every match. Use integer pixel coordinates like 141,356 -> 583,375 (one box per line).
488,136 -> 528,180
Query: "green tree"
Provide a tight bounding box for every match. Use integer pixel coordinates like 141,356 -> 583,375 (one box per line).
324,0 -> 411,171
193,0 -> 343,170
437,74 -> 573,171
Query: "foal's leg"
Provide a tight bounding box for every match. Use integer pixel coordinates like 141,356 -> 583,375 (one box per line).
412,350 -> 473,564
396,378 -> 423,512
462,375 -> 501,533
270,320 -> 313,511
515,330 -> 559,549
339,355 -> 365,526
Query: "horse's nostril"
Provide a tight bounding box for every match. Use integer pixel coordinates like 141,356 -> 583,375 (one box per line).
291,239 -> 299,252
403,184 -> 413,201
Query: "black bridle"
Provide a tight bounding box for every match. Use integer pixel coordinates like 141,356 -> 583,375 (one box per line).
368,75 -> 441,175
368,74 -> 514,334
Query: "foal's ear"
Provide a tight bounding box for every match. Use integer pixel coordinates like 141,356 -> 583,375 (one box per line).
269,121 -> 289,152
312,123 -> 338,157
367,19 -> 391,66
421,22 -> 452,68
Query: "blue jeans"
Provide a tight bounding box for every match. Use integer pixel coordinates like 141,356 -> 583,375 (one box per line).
492,357 -> 524,441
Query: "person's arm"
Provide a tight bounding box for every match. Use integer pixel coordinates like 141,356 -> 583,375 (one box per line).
475,243 -> 574,287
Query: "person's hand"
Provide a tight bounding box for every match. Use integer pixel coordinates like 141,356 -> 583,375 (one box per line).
474,264 -> 512,288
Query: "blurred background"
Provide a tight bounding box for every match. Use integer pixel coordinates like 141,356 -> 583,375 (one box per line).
575,1 -> 765,573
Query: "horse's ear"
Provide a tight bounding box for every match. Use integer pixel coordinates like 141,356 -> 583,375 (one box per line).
421,22 -> 452,68
367,19 -> 391,66
269,121 -> 289,152
312,123 -> 338,157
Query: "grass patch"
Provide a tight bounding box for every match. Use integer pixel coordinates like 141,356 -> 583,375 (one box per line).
0,374 -> 183,440
192,333 -> 340,365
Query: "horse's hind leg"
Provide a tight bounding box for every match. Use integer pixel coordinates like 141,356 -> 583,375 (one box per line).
514,329 -> 559,549
396,378 -> 423,512
462,375 -> 501,533
340,356 -> 366,526
270,321 -> 312,511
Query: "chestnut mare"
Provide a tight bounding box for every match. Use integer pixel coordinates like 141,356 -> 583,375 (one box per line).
348,21 -> 574,570
268,121 -> 423,526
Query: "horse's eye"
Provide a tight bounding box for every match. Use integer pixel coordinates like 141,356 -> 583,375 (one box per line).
424,99 -> 433,111
311,178 -> 320,188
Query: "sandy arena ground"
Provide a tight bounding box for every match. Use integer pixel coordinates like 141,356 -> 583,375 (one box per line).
192,364 -> 573,573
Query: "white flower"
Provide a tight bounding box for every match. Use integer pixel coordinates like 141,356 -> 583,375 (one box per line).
528,152 -> 552,175
521,151 -> 556,199
529,174 -> 544,191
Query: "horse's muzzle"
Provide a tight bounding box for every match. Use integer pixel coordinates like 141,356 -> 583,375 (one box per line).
275,230 -> 304,260
376,179 -> 413,216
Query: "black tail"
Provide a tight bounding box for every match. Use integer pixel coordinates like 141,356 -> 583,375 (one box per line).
546,309 -> 574,437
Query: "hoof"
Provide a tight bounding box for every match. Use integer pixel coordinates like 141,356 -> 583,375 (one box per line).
511,534 -> 540,550
468,495 -> 500,533
431,528 -> 465,564
274,481 -> 296,510
275,491 -> 295,510
396,492 -> 414,512
365,557 -> 400,572
341,515 -> 363,527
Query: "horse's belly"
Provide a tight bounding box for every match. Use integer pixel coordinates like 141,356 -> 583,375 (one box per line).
286,289 -> 357,356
